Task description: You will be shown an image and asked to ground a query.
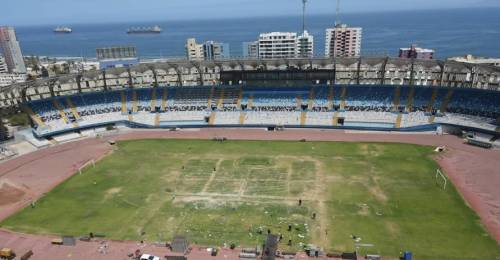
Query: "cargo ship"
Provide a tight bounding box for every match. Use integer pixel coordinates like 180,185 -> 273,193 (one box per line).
53,26 -> 72,33
127,25 -> 162,34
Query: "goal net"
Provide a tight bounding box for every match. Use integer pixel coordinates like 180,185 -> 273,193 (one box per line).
78,159 -> 96,174
435,169 -> 447,190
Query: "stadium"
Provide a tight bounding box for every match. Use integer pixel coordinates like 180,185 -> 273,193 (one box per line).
0,57 -> 499,259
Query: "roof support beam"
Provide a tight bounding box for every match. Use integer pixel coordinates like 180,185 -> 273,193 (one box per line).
380,57 -> 389,85
48,80 -> 55,98
101,70 -> 108,91
76,74 -> 82,93
151,67 -> 159,87
409,59 -> 415,87
439,62 -> 446,87
356,57 -> 362,85
173,65 -> 183,87
127,67 -> 134,88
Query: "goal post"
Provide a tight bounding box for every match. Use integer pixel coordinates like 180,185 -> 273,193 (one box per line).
435,169 -> 447,190
78,159 -> 96,174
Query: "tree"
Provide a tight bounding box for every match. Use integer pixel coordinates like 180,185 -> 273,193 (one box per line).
0,118 -> 9,141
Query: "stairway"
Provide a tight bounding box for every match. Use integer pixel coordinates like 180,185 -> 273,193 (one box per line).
217,88 -> 225,109
332,111 -> 340,126
395,113 -> 403,128
439,89 -> 454,114
405,87 -> 415,113
150,89 -> 157,111
65,98 -> 81,120
239,112 -> 246,125
52,100 -> 70,124
22,106 -> 45,127
296,95 -> 302,110
392,87 -> 401,112
307,88 -> 315,110
300,111 -> 307,126
132,90 -> 138,113
161,88 -> 168,111
207,87 -> 215,108
236,88 -> 243,108
426,87 -> 438,113
248,95 -> 254,109
208,112 -> 216,125
328,86 -> 334,110
340,87 -> 347,110
155,113 -> 160,126
121,91 -> 127,113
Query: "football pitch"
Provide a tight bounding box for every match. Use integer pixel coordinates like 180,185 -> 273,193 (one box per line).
2,139 -> 498,259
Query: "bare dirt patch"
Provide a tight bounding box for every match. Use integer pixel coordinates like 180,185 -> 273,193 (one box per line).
105,187 -> 122,197
368,176 -> 388,203
385,221 -> 400,239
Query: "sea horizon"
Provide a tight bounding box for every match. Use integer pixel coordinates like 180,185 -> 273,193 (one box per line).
9,6 -> 500,27
12,7 -> 500,60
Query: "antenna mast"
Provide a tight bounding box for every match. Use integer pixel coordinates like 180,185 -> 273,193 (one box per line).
302,0 -> 308,33
335,0 -> 341,27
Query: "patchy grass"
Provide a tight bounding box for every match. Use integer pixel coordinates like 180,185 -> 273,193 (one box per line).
1,139 -> 498,259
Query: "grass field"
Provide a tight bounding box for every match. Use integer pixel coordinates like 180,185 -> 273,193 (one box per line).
2,139 -> 499,259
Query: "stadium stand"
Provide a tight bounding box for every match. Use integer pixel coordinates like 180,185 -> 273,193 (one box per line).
21,85 -> 500,137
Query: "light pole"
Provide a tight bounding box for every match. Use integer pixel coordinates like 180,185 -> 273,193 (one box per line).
302,0 -> 308,33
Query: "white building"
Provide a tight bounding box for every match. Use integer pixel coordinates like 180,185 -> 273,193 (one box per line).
297,31 -> 314,58
258,32 -> 298,59
325,24 -> 362,58
0,27 -> 27,73
448,54 -> 500,67
185,38 -> 204,61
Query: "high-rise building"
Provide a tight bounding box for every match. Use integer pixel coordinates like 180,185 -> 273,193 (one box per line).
297,31 -> 314,58
258,32 -> 298,59
242,41 -> 259,58
325,24 -> 362,58
203,41 -> 230,60
0,26 -> 26,73
186,38 -> 204,61
399,44 -> 434,60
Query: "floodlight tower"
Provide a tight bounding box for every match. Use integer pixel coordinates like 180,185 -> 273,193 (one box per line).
302,0 -> 308,33
335,0 -> 341,27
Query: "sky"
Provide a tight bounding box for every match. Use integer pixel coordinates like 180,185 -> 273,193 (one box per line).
1,0 -> 499,26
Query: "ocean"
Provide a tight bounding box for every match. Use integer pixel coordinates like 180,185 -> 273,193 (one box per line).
13,7 -> 500,59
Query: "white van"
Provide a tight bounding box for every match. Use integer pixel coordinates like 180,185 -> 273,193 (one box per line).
140,254 -> 160,260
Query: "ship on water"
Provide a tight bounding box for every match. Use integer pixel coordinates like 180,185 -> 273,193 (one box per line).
54,26 -> 72,33
127,25 -> 162,34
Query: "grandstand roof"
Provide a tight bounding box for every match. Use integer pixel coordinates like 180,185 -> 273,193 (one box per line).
1,57 -> 499,108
